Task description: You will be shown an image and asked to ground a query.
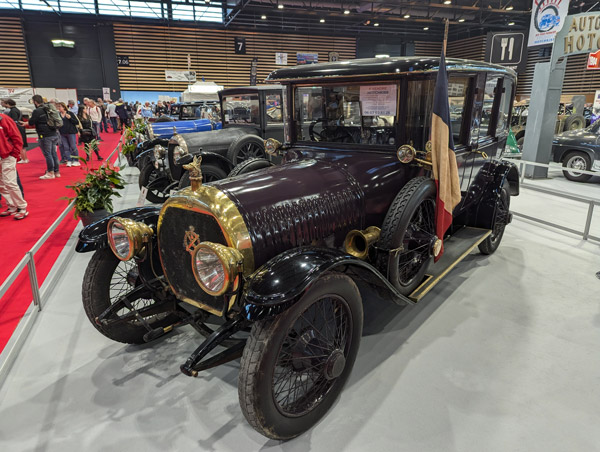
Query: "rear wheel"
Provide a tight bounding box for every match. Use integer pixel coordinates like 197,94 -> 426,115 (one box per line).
228,157 -> 274,177
82,248 -> 177,344
238,273 -> 363,440
565,114 -> 585,131
227,135 -> 266,166
139,162 -> 170,204
478,181 -> 511,255
377,177 -> 437,296
562,152 -> 592,182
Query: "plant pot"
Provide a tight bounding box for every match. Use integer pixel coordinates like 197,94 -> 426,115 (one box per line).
79,209 -> 109,227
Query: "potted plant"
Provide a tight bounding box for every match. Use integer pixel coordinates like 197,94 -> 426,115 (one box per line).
64,159 -> 126,226
121,127 -> 139,167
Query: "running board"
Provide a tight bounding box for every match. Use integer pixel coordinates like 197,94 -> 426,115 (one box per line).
409,227 -> 492,303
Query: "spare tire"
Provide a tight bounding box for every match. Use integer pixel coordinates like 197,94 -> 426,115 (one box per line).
227,135 -> 266,166
178,163 -> 228,189
565,115 -> 585,131
228,157 -> 274,177
155,115 -> 174,123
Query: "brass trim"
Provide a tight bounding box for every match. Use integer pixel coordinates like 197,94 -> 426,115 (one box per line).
183,155 -> 203,191
191,242 -> 243,297
107,217 -> 153,261
157,185 -> 255,313
344,226 -> 381,260
264,137 -> 282,155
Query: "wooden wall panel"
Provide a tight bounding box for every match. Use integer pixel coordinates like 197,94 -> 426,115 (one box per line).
113,24 -> 355,90
0,17 -> 31,87
414,41 -> 442,56
448,35 -> 487,61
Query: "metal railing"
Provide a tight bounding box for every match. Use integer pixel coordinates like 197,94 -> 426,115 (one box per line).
0,136 -> 124,385
510,159 -> 600,242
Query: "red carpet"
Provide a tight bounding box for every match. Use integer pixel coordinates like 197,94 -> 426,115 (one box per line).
0,131 -> 124,353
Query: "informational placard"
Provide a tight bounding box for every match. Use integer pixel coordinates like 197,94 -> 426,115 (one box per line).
165,70 -> 197,82
137,187 -> 148,207
297,53 -> 318,65
587,50 -> 600,69
360,84 -> 397,116
0,87 -> 34,110
528,0 -> 570,47
235,37 -> 246,54
329,51 -> 340,62
102,87 -> 111,101
275,52 -> 288,65
117,55 -> 130,67
250,57 -> 258,86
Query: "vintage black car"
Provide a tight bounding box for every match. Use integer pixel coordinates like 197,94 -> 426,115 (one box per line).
167,100 -> 220,121
76,57 -> 519,440
137,85 -> 283,203
552,120 -> 600,181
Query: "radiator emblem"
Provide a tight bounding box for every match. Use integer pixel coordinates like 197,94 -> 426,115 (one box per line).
184,226 -> 201,255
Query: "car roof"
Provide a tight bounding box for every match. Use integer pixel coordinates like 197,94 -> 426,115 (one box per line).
266,56 -> 516,82
220,85 -> 281,95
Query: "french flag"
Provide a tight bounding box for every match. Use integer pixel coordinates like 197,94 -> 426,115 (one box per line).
430,52 -> 461,262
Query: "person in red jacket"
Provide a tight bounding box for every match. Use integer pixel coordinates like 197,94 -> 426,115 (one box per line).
0,113 -> 28,219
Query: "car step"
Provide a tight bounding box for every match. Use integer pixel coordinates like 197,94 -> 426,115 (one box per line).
409,227 -> 492,303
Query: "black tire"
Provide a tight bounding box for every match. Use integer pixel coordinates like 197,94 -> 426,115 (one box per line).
376,177 -> 437,296
478,181 -> 511,255
227,135 -> 266,166
565,115 -> 585,131
239,273 -> 363,440
82,248 -> 178,344
562,151 -> 592,182
516,136 -> 524,149
139,162 -> 170,204
178,163 -> 228,189
228,157 -> 274,177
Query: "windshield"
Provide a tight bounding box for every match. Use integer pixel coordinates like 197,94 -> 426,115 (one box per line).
222,94 -> 260,125
180,104 -> 219,120
293,83 -> 398,146
170,105 -> 180,116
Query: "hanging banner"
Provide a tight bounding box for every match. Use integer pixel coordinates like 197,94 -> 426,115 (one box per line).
275,52 -> 288,65
250,57 -> 258,86
165,70 -> 197,82
297,53 -> 319,65
0,87 -> 34,110
528,0 -> 570,47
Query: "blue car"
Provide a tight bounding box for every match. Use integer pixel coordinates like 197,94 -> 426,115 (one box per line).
147,118 -> 222,139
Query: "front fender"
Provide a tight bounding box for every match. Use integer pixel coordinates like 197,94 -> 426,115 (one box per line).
75,206 -> 161,253
243,247 -> 412,321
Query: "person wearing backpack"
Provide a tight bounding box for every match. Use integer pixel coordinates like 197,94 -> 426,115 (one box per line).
24,94 -> 62,179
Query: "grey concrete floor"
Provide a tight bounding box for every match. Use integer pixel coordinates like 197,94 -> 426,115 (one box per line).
0,166 -> 599,452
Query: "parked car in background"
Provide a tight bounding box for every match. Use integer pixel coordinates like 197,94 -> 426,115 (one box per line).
76,57 -> 519,440
167,101 -> 220,121
552,120 -> 600,181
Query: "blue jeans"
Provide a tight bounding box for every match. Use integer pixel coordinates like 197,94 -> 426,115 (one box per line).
59,134 -> 79,161
110,117 -> 118,133
39,134 -> 60,173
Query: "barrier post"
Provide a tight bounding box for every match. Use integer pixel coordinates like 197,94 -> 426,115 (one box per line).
583,203 -> 595,241
26,252 -> 42,312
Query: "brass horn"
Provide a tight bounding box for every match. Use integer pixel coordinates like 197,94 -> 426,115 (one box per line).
344,226 -> 381,260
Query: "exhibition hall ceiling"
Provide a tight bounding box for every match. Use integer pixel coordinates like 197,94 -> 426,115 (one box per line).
2,0 -> 600,38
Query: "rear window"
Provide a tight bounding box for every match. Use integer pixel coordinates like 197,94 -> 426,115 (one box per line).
222,94 -> 260,125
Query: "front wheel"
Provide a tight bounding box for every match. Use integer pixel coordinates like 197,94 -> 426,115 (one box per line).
82,248 -> 178,344
177,163 -> 228,189
562,152 -> 592,182
139,162 -> 170,204
238,273 -> 363,440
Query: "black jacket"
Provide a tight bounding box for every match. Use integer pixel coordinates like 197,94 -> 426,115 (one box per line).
59,112 -> 79,135
28,105 -> 57,138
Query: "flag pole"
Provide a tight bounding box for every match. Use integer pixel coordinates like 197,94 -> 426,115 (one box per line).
442,18 -> 449,54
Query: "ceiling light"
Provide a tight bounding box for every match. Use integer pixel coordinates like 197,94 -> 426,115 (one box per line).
404,14 -> 410,18
344,9 -> 350,14
508,21 -> 515,25
277,4 -> 283,9
374,22 -> 379,26
443,0 -> 451,4
506,5 -> 514,10
458,18 -> 465,22
375,54 -> 390,58
320,18 -> 325,23
423,26 -> 429,30
261,15 -> 266,19
51,39 -> 75,48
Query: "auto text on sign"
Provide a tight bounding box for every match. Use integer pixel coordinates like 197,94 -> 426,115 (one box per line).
360,85 -> 398,116
564,15 -> 600,55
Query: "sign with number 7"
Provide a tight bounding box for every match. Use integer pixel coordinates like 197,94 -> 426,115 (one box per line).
235,37 -> 246,54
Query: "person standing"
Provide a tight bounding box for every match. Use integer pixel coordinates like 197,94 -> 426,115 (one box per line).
97,98 -> 109,133
57,102 -> 80,166
0,113 -> 28,219
78,109 -> 102,161
1,98 -> 28,164
115,99 -> 129,130
68,100 -> 78,115
86,100 -> 103,141
106,100 -> 118,132
26,94 -> 60,179
141,102 -> 153,119
156,101 -> 168,116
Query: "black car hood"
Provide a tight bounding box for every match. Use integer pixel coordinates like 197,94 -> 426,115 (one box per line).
182,127 -> 252,152
553,128 -> 597,145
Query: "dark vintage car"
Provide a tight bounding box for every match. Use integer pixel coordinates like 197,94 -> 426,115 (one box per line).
552,120 -> 600,181
75,57 -> 519,440
167,100 -> 220,121
144,85 -> 283,202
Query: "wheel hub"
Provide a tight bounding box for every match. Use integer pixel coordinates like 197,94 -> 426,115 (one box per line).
429,236 -> 442,257
324,349 -> 345,380
570,158 -> 585,171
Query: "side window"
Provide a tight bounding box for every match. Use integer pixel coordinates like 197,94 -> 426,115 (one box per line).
447,76 -> 471,146
496,78 -> 513,135
404,77 -> 435,150
266,92 -> 283,124
474,75 -> 501,140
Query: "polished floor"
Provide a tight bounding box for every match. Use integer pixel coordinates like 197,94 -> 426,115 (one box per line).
0,164 -> 599,452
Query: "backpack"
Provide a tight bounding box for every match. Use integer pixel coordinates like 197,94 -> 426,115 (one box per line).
43,103 -> 63,129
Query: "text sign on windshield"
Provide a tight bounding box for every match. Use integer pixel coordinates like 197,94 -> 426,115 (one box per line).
360,84 -> 397,116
